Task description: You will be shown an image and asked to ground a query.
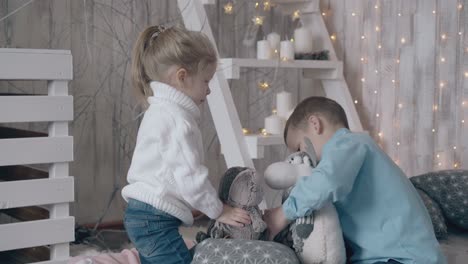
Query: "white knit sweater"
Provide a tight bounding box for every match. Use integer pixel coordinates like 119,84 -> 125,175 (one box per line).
121,81 -> 223,226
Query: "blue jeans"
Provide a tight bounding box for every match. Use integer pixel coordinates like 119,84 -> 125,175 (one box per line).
124,199 -> 192,264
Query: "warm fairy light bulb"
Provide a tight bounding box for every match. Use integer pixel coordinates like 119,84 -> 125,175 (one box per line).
378,44 -> 382,49
374,90 -> 378,94
396,59 -> 400,64
453,146 -> 457,150
378,132 -> 383,137
440,82 -> 445,88
454,163 -> 459,168
322,12 -> 326,16
436,154 -> 440,158
432,128 -> 436,132
330,34 -> 336,41
354,100 -> 358,104
376,113 -> 380,117
375,4 -> 379,9
258,81 -> 270,91
292,10 -> 300,20
261,128 -> 269,136
434,105 -> 438,111
290,38 -> 294,42
375,26 -> 380,32
464,71 -> 468,78
263,0 -> 271,11
462,119 -> 465,124
242,128 -> 250,135
361,35 -> 366,40
252,16 -> 265,25
432,10 -> 436,14
441,34 -> 447,40
360,57 -> 365,63
352,12 -> 357,16
375,69 -> 379,74
398,103 -> 403,109
438,162 -> 442,167
255,2 -> 259,8
398,13 -> 402,16
397,142 -> 401,146
440,57 -> 446,62
401,37 -> 406,44
224,2 -> 234,14
392,79 -> 396,83
458,4 -> 463,10
361,77 -> 366,82
272,109 -> 277,114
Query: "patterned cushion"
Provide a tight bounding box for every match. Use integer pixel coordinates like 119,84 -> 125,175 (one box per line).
192,238 -> 300,264
416,189 -> 448,239
411,170 -> 468,230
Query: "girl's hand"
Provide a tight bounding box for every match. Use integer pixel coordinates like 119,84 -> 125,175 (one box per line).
216,204 -> 251,227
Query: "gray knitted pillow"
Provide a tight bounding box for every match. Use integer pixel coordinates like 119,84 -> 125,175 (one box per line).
411,170 -> 468,230
416,189 -> 448,239
192,238 -> 299,264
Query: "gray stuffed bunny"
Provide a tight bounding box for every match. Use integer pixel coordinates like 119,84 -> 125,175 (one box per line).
196,167 -> 267,242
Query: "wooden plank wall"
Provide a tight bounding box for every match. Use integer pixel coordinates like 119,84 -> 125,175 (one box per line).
0,0 -> 466,222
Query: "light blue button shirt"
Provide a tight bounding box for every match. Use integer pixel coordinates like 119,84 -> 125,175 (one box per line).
283,128 -> 446,264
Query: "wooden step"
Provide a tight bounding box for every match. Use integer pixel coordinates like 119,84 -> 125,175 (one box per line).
219,58 -> 343,80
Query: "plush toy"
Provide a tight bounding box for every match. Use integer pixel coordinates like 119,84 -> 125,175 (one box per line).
197,167 -> 267,242
264,151 -> 346,264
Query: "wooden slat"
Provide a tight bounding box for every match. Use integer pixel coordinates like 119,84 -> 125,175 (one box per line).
0,137 -> 73,166
0,49 -> 72,80
0,96 -> 73,123
0,166 -> 48,181
0,217 -> 74,251
0,126 -> 47,139
0,178 -> 74,209
1,206 -> 49,221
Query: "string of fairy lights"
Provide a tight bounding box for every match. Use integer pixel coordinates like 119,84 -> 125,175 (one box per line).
221,0 -> 467,170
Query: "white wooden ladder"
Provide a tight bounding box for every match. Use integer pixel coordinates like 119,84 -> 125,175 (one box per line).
178,0 -> 363,169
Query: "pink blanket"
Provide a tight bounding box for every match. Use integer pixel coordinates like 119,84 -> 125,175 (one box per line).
68,248 -> 140,264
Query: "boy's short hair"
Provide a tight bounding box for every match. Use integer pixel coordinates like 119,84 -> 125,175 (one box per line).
284,96 -> 349,142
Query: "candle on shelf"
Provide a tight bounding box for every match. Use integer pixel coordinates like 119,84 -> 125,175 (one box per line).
276,91 -> 293,119
293,26 -> 313,54
267,32 -> 281,53
264,113 -> 284,135
257,40 -> 272,59
280,40 -> 294,61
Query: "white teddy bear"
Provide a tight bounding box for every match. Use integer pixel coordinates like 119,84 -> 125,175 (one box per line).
264,151 -> 346,264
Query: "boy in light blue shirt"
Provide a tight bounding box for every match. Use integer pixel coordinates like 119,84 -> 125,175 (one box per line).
263,97 -> 446,264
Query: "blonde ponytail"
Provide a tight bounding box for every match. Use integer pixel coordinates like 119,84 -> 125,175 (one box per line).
131,25 -> 217,108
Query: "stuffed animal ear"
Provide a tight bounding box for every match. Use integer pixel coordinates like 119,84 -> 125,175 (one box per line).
229,169 -> 258,205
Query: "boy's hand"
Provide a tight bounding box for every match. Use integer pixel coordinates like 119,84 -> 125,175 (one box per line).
217,204 -> 251,227
263,206 -> 290,240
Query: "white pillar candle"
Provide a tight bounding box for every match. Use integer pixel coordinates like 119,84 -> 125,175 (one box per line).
257,40 -> 272,59
293,26 -> 313,54
276,91 -> 293,119
267,32 -> 281,52
280,40 -> 294,61
265,114 -> 285,135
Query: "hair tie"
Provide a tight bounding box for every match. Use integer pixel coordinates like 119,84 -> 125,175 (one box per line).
151,25 -> 167,40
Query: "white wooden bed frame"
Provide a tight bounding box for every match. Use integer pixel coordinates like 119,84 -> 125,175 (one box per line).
0,48 -> 75,264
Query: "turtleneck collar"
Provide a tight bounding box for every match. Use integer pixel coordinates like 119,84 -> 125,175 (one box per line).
147,81 -> 200,120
